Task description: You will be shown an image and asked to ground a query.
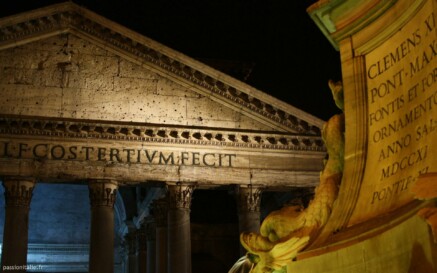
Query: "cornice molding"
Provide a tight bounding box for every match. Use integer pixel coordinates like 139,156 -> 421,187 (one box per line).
0,116 -> 326,153
0,2 -> 325,135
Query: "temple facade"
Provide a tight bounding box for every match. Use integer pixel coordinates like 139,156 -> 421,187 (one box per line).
0,3 -> 326,273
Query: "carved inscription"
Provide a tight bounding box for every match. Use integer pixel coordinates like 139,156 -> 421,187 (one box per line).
0,141 -> 236,167
352,1 -> 436,223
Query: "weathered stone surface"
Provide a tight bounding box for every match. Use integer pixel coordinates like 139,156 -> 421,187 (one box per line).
0,3 -> 327,193
0,34 -> 276,131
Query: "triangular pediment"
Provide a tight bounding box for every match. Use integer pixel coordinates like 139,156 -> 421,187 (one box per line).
0,33 -> 278,132
0,2 -> 324,135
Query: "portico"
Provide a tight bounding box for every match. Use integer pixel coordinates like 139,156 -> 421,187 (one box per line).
0,2 -> 326,272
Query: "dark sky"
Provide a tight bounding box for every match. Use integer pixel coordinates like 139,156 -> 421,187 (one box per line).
1,0 -> 342,121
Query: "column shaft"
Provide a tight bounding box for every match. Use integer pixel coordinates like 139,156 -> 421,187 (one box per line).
167,183 -> 195,273
168,209 -> 191,272
155,226 -> 167,273
145,220 -> 156,273
1,178 -> 35,273
152,198 -> 168,273
137,249 -> 147,273
137,222 -> 147,273
88,180 -> 118,273
238,211 -> 261,235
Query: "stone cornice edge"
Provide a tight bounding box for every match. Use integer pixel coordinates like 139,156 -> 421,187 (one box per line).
0,116 -> 326,153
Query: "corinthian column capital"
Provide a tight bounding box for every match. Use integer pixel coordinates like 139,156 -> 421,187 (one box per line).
236,184 -> 263,213
2,177 -> 36,208
167,182 -> 195,209
88,179 -> 118,208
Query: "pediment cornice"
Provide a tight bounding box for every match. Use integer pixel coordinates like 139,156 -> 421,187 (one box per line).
0,2 -> 325,136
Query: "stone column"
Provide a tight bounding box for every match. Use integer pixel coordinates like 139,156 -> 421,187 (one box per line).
236,184 -> 263,255
88,179 -> 118,273
136,219 -> 147,273
151,198 -> 168,273
124,227 -> 138,273
167,183 -> 195,273
144,218 -> 156,273
1,177 -> 36,272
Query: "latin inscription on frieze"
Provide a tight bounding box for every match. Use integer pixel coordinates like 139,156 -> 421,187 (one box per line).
350,0 -> 436,224
0,141 -> 236,168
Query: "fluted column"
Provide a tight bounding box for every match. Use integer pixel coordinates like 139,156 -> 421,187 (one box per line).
236,184 -> 263,255
167,182 -> 195,273
88,179 -> 118,273
1,177 -> 36,272
152,197 -> 168,273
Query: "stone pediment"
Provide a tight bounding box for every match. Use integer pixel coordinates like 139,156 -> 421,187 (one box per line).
0,2 -> 327,188
0,2 -> 324,135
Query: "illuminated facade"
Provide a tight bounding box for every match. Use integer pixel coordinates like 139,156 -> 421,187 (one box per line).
0,3 -> 325,273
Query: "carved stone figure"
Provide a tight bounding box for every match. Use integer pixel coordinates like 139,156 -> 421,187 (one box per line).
236,80 -> 345,273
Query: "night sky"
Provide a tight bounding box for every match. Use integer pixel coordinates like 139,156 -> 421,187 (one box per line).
0,0 -> 342,121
